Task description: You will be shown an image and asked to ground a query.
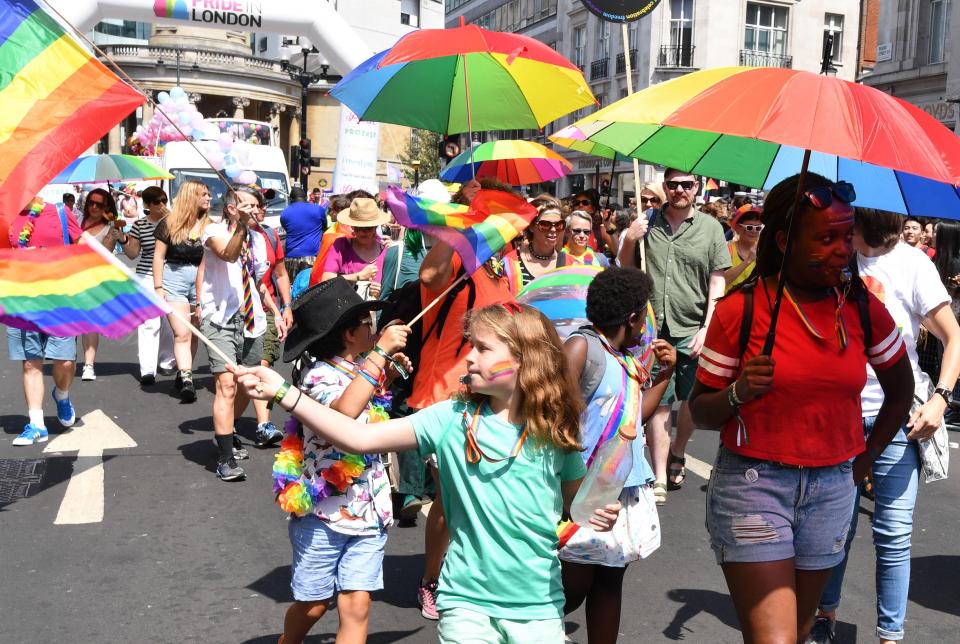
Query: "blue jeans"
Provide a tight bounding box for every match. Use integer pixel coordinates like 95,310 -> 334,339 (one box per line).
818,417 -> 920,641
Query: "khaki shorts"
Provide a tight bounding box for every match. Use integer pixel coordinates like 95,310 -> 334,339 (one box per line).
200,312 -> 264,374
262,310 -> 280,366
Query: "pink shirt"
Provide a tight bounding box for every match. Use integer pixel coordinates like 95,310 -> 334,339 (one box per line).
322,236 -> 387,278
7,203 -> 82,248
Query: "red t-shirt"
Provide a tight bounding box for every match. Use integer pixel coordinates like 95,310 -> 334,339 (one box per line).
696,282 -> 905,466
255,225 -> 285,310
408,254 -> 514,410
7,203 -> 82,248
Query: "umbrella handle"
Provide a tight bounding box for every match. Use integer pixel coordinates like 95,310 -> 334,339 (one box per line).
461,54 -> 476,179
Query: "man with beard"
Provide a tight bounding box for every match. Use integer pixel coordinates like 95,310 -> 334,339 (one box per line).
618,168 -> 730,505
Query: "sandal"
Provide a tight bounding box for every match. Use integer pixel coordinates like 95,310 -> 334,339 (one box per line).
653,482 -> 668,506
860,470 -> 875,502
667,451 -> 686,491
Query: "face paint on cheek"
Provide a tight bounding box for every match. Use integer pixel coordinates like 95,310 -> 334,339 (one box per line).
807,252 -> 826,269
488,361 -> 516,381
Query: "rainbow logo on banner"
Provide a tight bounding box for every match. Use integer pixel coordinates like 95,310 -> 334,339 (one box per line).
154,0 -> 189,19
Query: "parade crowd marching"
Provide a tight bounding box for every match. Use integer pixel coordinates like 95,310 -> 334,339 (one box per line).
6,170 -> 960,644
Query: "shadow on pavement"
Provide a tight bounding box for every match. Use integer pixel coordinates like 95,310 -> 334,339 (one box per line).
910,555 -> 960,617
248,565 -> 292,603
241,629 -> 425,644
177,416 -> 214,436
178,438 -> 219,474
663,588 -> 738,640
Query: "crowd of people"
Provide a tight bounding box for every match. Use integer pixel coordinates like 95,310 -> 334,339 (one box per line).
5,168 -> 958,644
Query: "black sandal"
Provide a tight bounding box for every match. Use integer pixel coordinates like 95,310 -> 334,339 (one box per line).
667,451 -> 686,490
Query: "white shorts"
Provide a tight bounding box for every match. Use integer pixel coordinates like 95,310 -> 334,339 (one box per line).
559,485 -> 661,567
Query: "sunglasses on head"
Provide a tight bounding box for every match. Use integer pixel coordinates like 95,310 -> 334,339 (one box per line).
665,180 -> 696,191
803,181 -> 856,209
573,199 -> 592,207
536,220 -> 565,232
740,223 -> 764,232
569,228 -> 592,236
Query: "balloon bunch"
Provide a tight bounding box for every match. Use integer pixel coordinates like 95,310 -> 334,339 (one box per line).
134,87 -> 218,156
208,131 -> 258,185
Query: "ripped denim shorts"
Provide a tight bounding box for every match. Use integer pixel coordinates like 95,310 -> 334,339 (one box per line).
705,446 -> 857,570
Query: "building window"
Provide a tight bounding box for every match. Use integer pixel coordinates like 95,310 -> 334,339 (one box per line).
929,0 -> 950,63
400,0 -> 419,28
596,20 -> 610,60
573,26 -> 586,69
824,13 -> 844,62
258,36 -> 268,53
743,2 -> 790,67
670,0 -> 694,54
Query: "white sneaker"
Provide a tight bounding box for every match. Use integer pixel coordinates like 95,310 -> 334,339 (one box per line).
81,364 -> 96,381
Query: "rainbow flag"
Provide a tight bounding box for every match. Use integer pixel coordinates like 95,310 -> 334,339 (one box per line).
0,240 -> 169,338
385,187 -> 537,274
0,0 -> 145,216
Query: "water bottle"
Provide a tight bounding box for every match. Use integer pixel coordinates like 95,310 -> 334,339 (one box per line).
569,427 -> 636,527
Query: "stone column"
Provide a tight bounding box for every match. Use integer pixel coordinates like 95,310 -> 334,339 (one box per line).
288,106 -> 302,144
232,96 -> 250,119
269,103 -> 286,147
107,124 -> 122,154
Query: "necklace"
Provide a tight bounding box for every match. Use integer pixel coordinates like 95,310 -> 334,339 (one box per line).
783,282 -> 849,349
463,403 -> 528,464
17,200 -> 45,248
530,247 -> 556,261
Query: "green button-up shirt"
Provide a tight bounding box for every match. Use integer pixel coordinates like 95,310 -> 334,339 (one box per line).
645,207 -> 731,337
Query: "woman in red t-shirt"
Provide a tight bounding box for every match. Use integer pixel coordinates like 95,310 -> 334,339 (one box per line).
689,173 -> 914,643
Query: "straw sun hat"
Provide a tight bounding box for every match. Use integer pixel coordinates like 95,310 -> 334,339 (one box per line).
336,197 -> 391,228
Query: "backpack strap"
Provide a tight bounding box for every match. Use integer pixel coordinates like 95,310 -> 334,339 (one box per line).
55,203 -> 70,245
421,265 -> 473,354
854,278 -> 872,350
261,225 -> 281,304
738,282 -> 755,361
572,326 -> 607,400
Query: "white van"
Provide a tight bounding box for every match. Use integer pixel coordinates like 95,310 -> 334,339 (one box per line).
160,140 -> 290,231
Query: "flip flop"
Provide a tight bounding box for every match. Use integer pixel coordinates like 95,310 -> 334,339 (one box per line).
667,451 -> 686,491
653,482 -> 668,506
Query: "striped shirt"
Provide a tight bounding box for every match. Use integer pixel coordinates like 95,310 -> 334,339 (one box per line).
129,217 -> 161,276
696,282 -> 905,466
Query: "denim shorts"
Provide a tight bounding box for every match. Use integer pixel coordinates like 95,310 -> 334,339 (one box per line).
705,446 -> 856,570
7,327 -> 76,361
162,263 -> 198,305
288,515 -> 387,601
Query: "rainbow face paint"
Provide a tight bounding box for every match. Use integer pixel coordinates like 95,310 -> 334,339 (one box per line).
488,361 -> 516,380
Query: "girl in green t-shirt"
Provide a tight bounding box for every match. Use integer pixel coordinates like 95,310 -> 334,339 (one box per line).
234,303 -> 622,643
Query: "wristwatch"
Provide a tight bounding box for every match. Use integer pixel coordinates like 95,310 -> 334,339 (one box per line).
934,387 -> 954,405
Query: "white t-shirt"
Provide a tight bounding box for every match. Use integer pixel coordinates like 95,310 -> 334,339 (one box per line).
858,242 -> 949,415
200,222 -> 269,338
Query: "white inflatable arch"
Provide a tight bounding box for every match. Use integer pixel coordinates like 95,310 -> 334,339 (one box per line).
50,0 -> 372,74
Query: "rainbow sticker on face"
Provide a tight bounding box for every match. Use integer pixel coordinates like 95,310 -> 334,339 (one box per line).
489,361 -> 516,380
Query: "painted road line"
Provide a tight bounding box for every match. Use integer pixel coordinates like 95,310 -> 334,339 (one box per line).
950,442 -> 958,449
43,409 -> 136,525
684,453 -> 712,480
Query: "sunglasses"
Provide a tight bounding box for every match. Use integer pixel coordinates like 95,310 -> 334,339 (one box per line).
569,228 -> 592,236
572,199 -> 592,207
665,180 -> 696,191
87,200 -> 106,209
536,220 -> 565,232
640,195 -> 661,204
150,198 -> 168,206
740,223 -> 764,232
803,181 -> 856,209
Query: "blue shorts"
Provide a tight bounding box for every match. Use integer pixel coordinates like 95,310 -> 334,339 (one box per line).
288,515 -> 387,601
705,446 -> 856,570
7,327 -> 76,361
162,263 -> 198,305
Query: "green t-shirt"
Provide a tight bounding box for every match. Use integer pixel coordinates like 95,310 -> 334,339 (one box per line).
409,399 -> 587,620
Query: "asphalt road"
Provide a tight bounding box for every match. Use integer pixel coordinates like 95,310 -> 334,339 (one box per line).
1,336 -> 958,643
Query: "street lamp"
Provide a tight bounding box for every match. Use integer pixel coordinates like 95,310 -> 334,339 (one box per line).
156,48 -> 183,85
280,39 -> 342,142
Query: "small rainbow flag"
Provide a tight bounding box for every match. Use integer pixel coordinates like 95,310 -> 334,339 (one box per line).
0,0 -> 145,216
385,187 -> 537,274
0,240 -> 169,338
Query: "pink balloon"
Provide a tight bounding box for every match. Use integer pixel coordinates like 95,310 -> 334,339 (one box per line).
236,170 -> 257,185
205,152 -> 225,170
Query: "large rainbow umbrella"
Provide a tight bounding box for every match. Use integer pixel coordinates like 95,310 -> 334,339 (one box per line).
517,265 -> 657,370
440,140 -> 573,185
329,20 -> 595,135
49,154 -> 173,184
551,67 -> 960,218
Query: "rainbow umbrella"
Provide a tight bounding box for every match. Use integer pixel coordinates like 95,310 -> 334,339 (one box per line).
440,140 -> 573,185
550,124 -> 617,160
329,20 -> 595,135
517,265 -> 657,370
551,67 -> 960,218
49,154 -> 173,184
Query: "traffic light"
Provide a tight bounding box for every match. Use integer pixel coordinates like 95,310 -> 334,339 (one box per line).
299,138 -> 312,176
438,135 -> 460,160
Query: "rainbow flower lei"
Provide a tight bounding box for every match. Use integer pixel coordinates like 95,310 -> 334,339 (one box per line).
17,199 -> 45,248
271,372 -> 392,516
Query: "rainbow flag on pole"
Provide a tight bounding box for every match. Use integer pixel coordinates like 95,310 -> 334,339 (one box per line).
385,186 -> 537,274
0,0 -> 145,216
0,240 -> 169,338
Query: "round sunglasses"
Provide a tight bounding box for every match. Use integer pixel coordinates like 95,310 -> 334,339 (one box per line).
536,220 -> 565,232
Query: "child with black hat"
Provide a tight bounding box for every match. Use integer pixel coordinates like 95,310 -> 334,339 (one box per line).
274,277 -> 412,643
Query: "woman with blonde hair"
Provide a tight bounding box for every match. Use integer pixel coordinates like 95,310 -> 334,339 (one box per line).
637,183 -> 665,212
152,179 -> 211,402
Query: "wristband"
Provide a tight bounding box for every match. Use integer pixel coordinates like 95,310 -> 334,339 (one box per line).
273,381 -> 292,405
728,382 -> 745,408
373,345 -> 410,380
357,368 -> 380,388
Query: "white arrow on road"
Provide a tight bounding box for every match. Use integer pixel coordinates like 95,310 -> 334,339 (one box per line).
43,409 -> 136,525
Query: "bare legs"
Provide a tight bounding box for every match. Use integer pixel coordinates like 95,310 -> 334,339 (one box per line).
646,405 -> 672,485
167,302 -> 197,371
81,333 -> 98,367
22,359 -> 74,410
562,561 -> 627,644
282,591 -> 370,644
423,465 -> 448,584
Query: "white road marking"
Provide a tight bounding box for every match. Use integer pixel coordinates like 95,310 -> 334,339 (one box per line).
43,410 -> 136,525
684,453 -> 713,480
420,501 -> 432,519
950,442 -> 958,449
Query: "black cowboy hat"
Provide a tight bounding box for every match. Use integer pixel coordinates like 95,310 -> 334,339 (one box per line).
282,277 -> 384,363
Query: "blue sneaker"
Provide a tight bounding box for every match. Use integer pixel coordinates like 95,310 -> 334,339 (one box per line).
254,422 -> 284,448
52,390 -> 76,427
12,423 -> 48,446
